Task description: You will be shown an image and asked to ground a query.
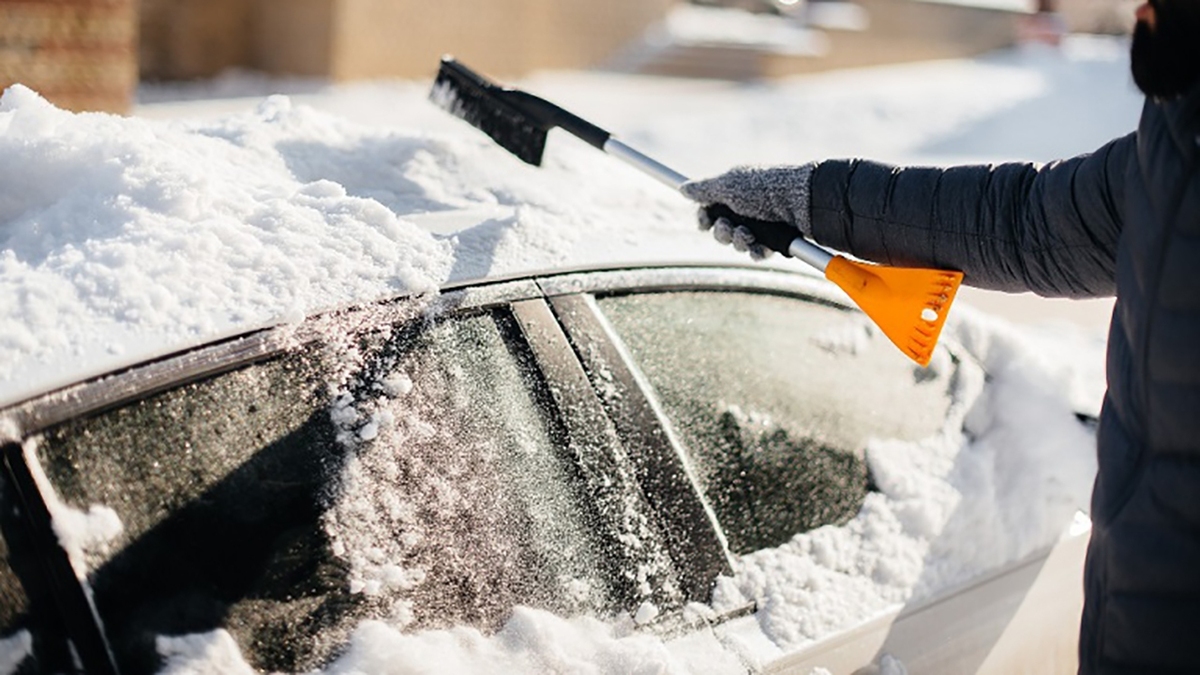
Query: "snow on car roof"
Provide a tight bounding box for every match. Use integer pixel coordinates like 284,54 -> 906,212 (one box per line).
0,83 -> 766,410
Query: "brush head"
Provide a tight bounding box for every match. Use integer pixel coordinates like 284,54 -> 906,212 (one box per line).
430,57 -> 549,166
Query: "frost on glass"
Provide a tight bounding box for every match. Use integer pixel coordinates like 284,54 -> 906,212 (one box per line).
28,310 -> 617,672
34,347 -> 348,673
596,292 -> 955,554
321,311 -> 617,634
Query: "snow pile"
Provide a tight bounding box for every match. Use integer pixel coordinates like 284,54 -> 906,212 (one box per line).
158,609 -> 714,675
659,4 -> 827,54
0,86 -> 455,405
711,311 -> 1096,648
0,85 -> 714,408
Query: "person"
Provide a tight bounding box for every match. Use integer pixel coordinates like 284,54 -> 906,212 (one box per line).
680,1 -> 1200,673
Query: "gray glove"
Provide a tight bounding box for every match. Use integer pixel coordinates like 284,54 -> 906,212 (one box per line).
681,164 -> 816,259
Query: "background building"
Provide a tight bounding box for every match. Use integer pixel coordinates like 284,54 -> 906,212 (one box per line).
1,0 -> 1137,114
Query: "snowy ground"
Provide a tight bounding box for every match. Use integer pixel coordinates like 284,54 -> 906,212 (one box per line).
1,34 -> 1142,674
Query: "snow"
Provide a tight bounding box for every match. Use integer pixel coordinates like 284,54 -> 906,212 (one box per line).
0,88 -> 453,407
157,609 -> 738,675
710,309 -> 1097,650
0,632 -> 31,675
658,4 -> 828,55
0,31 -> 1143,675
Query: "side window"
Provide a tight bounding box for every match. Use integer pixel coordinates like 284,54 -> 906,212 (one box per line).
27,308 -> 622,673
594,291 -> 955,554
34,348 -> 344,674
323,311 -> 620,634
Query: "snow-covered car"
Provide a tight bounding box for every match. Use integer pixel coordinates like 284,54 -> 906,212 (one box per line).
0,261 -> 1092,675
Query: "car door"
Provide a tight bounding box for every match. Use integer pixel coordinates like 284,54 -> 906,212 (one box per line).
541,268 -> 956,559
539,267 -> 1087,675
1,277 -> 700,674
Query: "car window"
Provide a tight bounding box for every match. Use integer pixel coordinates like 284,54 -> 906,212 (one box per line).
29,309 -> 621,672
594,291 -> 956,554
321,311 -> 620,633
33,345 -> 345,673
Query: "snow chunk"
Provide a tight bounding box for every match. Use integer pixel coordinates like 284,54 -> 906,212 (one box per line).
0,631 -> 32,675
634,601 -> 660,625
52,503 -> 124,560
157,630 -> 256,675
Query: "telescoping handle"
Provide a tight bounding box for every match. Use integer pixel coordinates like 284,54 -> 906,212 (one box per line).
601,137 -> 834,272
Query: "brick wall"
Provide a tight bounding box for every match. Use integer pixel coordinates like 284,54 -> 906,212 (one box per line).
0,0 -> 137,113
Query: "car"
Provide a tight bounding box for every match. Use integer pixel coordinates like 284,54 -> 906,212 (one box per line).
0,260 -> 1090,675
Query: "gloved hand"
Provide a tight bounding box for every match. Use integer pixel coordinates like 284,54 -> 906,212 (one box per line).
681,163 -> 816,260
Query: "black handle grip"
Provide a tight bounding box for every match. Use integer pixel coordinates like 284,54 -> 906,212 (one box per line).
703,204 -> 798,257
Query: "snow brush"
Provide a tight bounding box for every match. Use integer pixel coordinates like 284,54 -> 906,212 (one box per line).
429,56 -> 963,367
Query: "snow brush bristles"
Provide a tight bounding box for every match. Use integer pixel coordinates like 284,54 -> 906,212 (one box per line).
429,56 -> 964,367
431,56 -> 611,166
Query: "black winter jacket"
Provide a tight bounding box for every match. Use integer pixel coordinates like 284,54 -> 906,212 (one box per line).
806,82 -> 1200,675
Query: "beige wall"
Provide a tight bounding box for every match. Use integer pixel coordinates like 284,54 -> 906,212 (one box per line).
140,0 -> 250,80
332,0 -> 674,79
767,0 -> 1021,76
1058,0 -> 1137,34
139,0 -> 675,82
256,0 -> 336,77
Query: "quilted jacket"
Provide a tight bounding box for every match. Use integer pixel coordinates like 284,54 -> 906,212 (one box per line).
806,81 -> 1200,674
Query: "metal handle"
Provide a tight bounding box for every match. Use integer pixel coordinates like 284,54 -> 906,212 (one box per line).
603,138 -> 689,190
788,237 -> 834,271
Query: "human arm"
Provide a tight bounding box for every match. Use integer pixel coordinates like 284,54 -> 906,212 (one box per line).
684,133 -> 1133,298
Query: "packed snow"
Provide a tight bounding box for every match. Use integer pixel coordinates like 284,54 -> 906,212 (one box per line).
710,310 -> 1097,649
0,31 -> 1144,675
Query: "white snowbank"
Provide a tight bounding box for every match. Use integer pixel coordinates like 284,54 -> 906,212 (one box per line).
158,608 -> 737,675
711,310 -> 1096,649
0,87 -> 453,406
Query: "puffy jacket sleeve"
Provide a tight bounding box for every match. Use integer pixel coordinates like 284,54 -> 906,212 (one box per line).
807,133 -> 1134,297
